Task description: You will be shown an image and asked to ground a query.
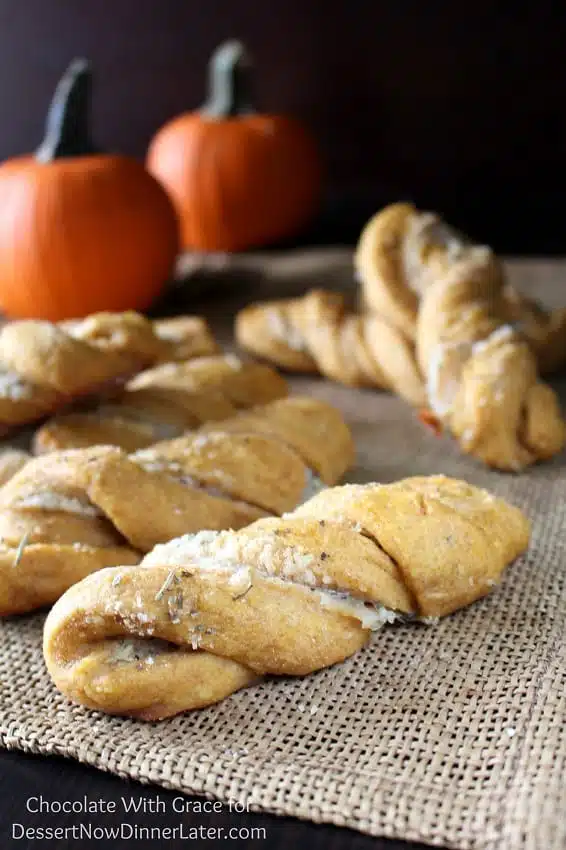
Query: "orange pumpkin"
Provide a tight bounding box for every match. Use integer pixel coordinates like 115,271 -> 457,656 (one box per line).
147,41 -> 322,252
0,59 -> 179,321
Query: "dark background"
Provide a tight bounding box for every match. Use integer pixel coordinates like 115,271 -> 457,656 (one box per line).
1,1 -> 566,253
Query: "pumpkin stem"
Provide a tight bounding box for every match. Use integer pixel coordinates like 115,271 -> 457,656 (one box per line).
35,58 -> 100,162
201,40 -> 255,119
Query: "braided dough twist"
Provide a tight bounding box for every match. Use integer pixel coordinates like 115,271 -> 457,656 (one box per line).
355,202 -> 566,373
236,204 -> 565,469
0,396 -> 353,615
235,289 -> 425,406
356,204 -> 565,469
417,251 -> 565,469
43,475 -> 529,719
33,355 -> 288,453
0,311 -> 218,434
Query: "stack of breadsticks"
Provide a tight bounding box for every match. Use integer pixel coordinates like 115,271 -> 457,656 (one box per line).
0,395 -> 354,617
0,259 -> 538,722
0,310 -> 218,436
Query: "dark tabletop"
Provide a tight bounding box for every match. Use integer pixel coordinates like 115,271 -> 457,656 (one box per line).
0,750 -> 429,850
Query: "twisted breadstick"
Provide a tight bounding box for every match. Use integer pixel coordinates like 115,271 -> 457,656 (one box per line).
33,355 -> 288,453
0,311 -> 218,435
169,395 -> 352,487
356,205 -> 565,468
235,289 -> 425,406
43,475 -> 529,719
59,312 -> 218,363
416,250 -> 565,469
355,202 -> 566,375
0,397 -> 353,615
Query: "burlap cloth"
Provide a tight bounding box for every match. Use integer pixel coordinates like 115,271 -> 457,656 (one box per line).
0,253 -> 565,850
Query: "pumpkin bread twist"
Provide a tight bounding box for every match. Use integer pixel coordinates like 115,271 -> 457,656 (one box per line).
0,310 -> 218,435
415,249 -> 565,469
235,289 -> 425,406
356,204 -> 565,470
0,396 -> 353,616
43,475 -> 529,719
355,202 -> 566,374
33,355 -> 288,454
235,203 -> 565,469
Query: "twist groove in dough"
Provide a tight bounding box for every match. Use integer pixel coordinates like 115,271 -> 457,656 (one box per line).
359,205 -> 566,469
0,396 -> 353,615
355,202 -> 566,374
0,310 -> 218,434
417,252 -> 565,469
43,475 -> 529,719
236,203 -> 566,469
235,289 -> 425,406
33,355 -> 288,454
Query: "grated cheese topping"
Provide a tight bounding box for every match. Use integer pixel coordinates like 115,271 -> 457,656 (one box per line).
110,638 -> 169,665
142,530 -> 396,631
426,343 -> 465,418
224,354 -> 243,370
0,371 -> 33,401
267,309 -> 307,352
16,492 -> 101,517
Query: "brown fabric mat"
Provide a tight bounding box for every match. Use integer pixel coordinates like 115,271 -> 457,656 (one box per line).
1,256 -> 565,850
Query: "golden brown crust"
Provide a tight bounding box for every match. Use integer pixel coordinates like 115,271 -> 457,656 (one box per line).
356,203 -> 566,376
60,312 -> 218,363
0,311 -> 218,434
127,356 -> 288,410
235,204 -> 565,451
198,396 -> 355,484
32,414 -> 170,455
33,356 -> 288,454
355,204 -> 566,374
153,316 -> 220,361
354,202 -> 421,336
354,204 -> 566,374
235,289 -> 426,406
293,477 -> 529,614
416,252 -> 565,470
354,204 -> 565,470
43,475 -> 529,719
0,397 -> 353,615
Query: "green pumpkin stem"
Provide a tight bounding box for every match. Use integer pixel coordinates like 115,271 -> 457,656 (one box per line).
35,58 -> 100,162
201,41 -> 255,119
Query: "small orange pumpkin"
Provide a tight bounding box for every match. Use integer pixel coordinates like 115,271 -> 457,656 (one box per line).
147,41 -> 322,252
0,59 -> 179,321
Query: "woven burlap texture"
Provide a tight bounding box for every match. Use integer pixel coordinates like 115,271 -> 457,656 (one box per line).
1,257 -> 565,850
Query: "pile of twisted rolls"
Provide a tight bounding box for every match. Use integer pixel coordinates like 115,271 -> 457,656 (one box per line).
0,396 -> 353,616
236,203 -> 566,470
